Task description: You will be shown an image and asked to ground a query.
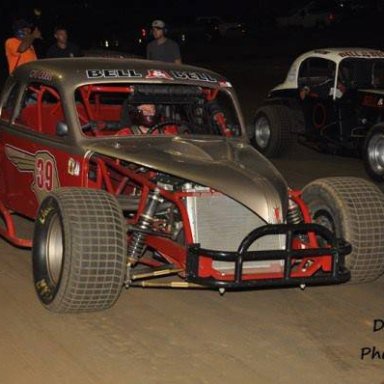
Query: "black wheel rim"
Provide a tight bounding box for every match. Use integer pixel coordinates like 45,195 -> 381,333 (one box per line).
254,116 -> 271,149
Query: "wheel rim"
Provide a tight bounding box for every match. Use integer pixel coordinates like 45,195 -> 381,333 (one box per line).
314,210 -> 335,231
313,209 -> 336,246
367,133 -> 384,175
254,116 -> 271,149
46,213 -> 63,285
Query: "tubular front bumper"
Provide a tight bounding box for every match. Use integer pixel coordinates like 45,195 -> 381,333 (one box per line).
185,223 -> 351,289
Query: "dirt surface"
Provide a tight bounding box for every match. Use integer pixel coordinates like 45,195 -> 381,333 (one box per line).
1,58 -> 384,384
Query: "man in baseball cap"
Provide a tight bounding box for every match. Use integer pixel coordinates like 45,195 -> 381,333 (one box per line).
152,20 -> 166,29
146,19 -> 181,64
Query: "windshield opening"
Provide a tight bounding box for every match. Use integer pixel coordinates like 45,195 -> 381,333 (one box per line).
338,58 -> 384,89
74,83 -> 241,138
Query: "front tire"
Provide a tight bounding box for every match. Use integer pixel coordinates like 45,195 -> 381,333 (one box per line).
363,125 -> 384,182
302,177 -> 384,283
33,188 -> 127,312
251,105 -> 293,158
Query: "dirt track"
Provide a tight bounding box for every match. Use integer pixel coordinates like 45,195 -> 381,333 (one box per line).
1,59 -> 384,384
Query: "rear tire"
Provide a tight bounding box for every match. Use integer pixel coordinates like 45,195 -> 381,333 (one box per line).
363,125 -> 384,182
302,177 -> 384,283
251,105 -> 294,158
33,188 -> 127,312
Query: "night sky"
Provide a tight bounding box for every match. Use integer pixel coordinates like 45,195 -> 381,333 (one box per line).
1,0 -> 297,28
0,0 -> 301,54
0,0 -> 382,70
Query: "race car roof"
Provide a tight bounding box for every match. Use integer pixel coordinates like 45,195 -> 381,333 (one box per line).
273,47 -> 384,91
12,58 -> 231,89
295,48 -> 384,63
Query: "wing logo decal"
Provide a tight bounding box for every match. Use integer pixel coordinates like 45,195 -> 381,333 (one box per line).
5,145 -> 60,202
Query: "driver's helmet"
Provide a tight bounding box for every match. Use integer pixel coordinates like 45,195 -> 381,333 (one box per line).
137,104 -> 157,127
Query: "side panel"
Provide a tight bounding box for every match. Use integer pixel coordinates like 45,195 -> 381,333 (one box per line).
3,130 -> 84,219
0,124 -> 5,202
267,90 -> 335,137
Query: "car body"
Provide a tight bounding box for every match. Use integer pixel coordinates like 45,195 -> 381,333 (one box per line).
196,16 -> 246,38
337,0 -> 373,13
0,58 -> 383,313
251,48 -> 384,166
276,1 -> 340,28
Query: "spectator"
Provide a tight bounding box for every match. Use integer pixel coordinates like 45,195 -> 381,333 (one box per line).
46,26 -> 81,58
146,20 -> 181,64
5,19 -> 41,74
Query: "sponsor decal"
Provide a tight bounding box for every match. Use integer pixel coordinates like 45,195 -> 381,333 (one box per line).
38,205 -> 55,225
146,69 -> 173,80
86,68 -> 219,83
29,70 -> 53,81
339,50 -> 384,58
86,69 -> 142,79
5,145 -> 60,202
67,158 -> 81,176
170,70 -> 217,82
35,279 -> 53,300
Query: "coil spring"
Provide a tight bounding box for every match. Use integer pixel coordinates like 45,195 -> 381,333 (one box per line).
287,199 -> 303,224
127,231 -> 147,261
127,189 -> 162,262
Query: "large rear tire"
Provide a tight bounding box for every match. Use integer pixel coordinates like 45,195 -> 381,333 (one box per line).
251,105 -> 293,158
302,177 -> 384,283
33,188 -> 127,313
363,125 -> 384,182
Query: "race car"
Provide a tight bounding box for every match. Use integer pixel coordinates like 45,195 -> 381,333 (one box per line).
251,48 -> 384,179
0,58 -> 384,313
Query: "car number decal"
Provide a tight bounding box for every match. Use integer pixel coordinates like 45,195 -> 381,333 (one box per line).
5,145 -> 60,202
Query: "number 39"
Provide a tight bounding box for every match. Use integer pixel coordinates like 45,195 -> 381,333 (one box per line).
35,158 -> 53,191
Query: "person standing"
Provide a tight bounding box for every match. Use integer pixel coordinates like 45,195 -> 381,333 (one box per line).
5,19 -> 41,74
146,20 -> 181,64
46,26 -> 81,58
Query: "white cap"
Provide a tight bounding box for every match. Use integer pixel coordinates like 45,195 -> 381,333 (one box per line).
152,20 -> 165,29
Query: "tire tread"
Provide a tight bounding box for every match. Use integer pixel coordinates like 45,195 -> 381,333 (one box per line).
303,177 -> 384,283
38,188 -> 127,312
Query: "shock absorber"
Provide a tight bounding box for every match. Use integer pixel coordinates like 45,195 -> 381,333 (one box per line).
287,198 -> 303,224
127,188 -> 163,265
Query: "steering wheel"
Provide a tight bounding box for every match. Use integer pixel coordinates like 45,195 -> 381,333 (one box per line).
81,120 -> 106,137
114,127 -> 134,136
81,121 -> 95,131
146,120 -> 191,135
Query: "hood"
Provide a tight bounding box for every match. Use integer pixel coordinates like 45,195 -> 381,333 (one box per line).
83,136 -> 288,223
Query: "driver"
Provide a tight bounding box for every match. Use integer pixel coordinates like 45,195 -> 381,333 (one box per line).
118,100 -> 185,136
118,103 -> 159,135
136,104 -> 157,133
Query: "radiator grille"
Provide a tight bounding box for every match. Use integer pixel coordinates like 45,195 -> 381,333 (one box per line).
185,194 -> 285,273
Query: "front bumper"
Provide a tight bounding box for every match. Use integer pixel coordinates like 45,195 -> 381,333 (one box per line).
186,223 -> 351,289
